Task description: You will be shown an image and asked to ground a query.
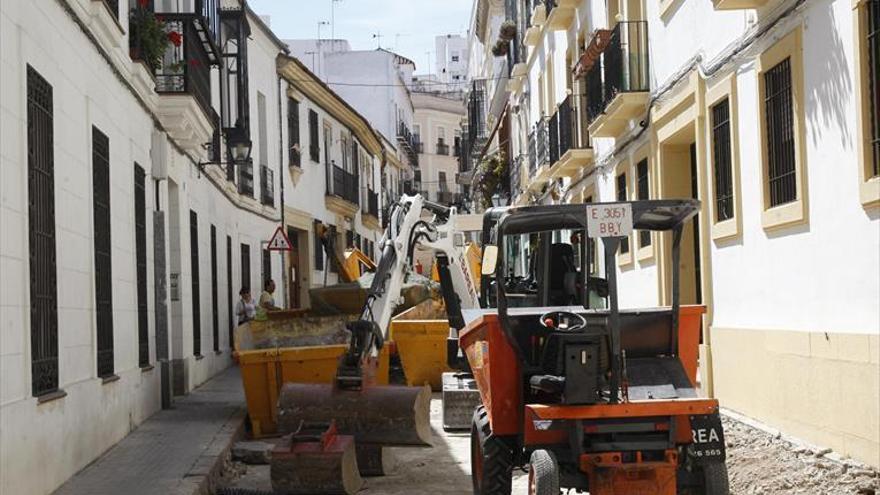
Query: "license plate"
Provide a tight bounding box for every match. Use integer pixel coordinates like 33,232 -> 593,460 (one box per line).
688,414 -> 726,464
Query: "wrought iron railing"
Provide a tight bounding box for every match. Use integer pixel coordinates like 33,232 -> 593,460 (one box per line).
326,162 -> 359,205
436,142 -> 450,155
583,21 -> 648,124
396,121 -> 419,166
467,79 -> 488,146
260,165 -> 274,206
510,154 -> 524,193
238,161 -> 254,197
529,118 -> 549,173
155,15 -> 214,118
366,190 -> 379,218
552,94 -> 592,161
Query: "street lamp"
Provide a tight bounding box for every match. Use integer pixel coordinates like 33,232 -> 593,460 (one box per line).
491,193 -> 506,207
197,124 -> 252,173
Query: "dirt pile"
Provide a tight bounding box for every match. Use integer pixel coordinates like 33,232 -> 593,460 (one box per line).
724,416 -> 879,495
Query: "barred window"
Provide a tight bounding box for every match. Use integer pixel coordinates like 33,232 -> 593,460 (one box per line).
27,65 -> 59,396
135,164 -> 149,368
868,0 -> 880,177
313,220 -> 324,270
636,159 -> 651,248
93,126 -> 114,378
210,225 -> 219,353
309,109 -> 320,163
226,235 -> 233,347
190,211 -> 201,357
241,243 -> 251,293
712,98 -> 734,222
763,58 -> 797,207
262,248 -> 271,287
288,97 -> 301,167
616,173 -> 629,254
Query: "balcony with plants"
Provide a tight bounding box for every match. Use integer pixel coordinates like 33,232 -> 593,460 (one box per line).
584,20 -> 650,138
129,0 -> 221,152
547,94 -> 594,179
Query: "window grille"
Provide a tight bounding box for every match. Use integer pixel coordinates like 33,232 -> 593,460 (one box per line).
309,110 -> 320,162
289,97 -> 301,167
190,210 -> 201,356
712,98 -> 734,222
241,243 -> 251,293
313,220 -> 324,270
868,0 -> 880,176
135,164 -> 149,367
211,225 -> 219,353
27,66 -> 59,396
636,159 -> 651,248
93,127 -> 114,378
763,58 -> 797,206
616,173 -> 629,254
227,235 -> 233,348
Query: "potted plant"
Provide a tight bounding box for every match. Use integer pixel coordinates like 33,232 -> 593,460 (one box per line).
491,39 -> 509,57
474,152 -> 509,209
499,20 -> 517,41
129,0 -> 169,72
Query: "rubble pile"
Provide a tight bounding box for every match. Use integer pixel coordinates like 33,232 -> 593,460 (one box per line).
724,416 -> 879,495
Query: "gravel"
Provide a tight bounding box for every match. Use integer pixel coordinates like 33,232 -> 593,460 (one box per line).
723,415 -> 879,495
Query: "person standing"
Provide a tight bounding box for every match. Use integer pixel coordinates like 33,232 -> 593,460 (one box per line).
259,279 -> 280,311
235,287 -> 256,325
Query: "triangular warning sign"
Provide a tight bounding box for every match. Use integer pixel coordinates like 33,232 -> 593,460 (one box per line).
267,225 -> 292,251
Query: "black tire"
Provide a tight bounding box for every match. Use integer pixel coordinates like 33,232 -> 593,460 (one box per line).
702,463 -> 730,495
470,406 -> 513,495
679,462 -> 730,495
528,450 -> 560,495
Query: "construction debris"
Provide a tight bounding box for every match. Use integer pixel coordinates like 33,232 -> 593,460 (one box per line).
231,441 -> 275,465
723,416 -> 879,494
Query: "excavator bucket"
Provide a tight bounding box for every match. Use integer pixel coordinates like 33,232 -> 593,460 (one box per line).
271,421 -> 363,495
277,383 -> 433,447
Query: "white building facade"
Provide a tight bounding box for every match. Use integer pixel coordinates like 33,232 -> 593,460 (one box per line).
0,1 -> 393,493
412,91 -> 466,206
466,0 -> 880,467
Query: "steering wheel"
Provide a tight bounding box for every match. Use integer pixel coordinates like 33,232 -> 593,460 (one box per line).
539,311 -> 587,332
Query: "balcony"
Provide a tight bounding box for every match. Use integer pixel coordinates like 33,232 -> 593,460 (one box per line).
396,122 -> 419,166
712,0 -> 768,9
325,162 -> 360,216
146,7 -> 221,152
467,79 -> 489,160
362,189 -> 380,230
586,21 -> 650,138
544,0 -> 575,30
260,165 -> 274,206
238,162 -> 254,197
527,118 -> 552,191
436,142 -> 450,155
547,94 -> 594,179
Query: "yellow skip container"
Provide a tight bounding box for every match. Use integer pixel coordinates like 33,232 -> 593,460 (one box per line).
234,311 -> 389,438
389,301 -> 452,391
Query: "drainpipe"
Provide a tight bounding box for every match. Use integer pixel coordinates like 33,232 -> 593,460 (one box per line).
277,74 -> 287,309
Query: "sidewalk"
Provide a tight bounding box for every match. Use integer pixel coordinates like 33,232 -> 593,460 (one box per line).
54,366 -> 245,495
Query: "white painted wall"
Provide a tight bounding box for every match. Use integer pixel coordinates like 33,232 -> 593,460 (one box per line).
0,1 -> 285,494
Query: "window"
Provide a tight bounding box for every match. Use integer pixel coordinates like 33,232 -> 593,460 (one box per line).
757,28 -> 807,228
868,0 -> 880,178
190,211 -> 201,357
584,196 -> 597,275
616,173 -> 629,255
309,109 -> 320,162
340,133 -> 350,172
241,243 -> 251,293
93,126 -> 114,378
636,159 -> 651,248
226,235 -> 233,347
210,225 -> 219,353
262,248 -> 271,288
763,58 -> 797,207
135,164 -> 149,368
288,97 -> 301,167
323,123 -> 332,165
857,0 -> 880,206
328,225 -> 338,274
257,92 -> 268,167
712,98 -> 734,222
439,171 -> 448,191
27,65 -> 59,397
313,220 -> 324,270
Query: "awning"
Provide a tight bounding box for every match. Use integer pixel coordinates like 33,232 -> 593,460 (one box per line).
573,29 -> 612,77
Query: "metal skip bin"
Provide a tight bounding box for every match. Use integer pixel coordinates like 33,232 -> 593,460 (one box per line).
389,302 -> 452,391
235,312 -> 390,438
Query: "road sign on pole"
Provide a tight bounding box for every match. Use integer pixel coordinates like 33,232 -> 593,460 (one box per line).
267,225 -> 292,251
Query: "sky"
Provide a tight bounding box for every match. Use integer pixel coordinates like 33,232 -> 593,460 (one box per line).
247,0 -> 473,74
